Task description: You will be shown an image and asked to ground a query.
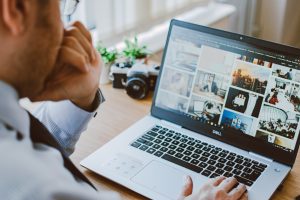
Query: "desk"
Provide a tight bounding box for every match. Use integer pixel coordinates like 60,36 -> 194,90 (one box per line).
69,84 -> 300,200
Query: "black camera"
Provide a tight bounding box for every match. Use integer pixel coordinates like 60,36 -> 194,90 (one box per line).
110,62 -> 160,99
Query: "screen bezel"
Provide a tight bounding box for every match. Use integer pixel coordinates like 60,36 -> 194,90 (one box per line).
151,19 -> 300,167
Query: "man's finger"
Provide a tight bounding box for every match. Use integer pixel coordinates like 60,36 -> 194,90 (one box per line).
177,176 -> 193,200
238,191 -> 248,200
64,27 -> 94,62
209,176 -> 226,187
229,184 -> 247,200
218,177 -> 238,192
63,36 -> 89,64
59,46 -> 89,73
71,21 -> 93,43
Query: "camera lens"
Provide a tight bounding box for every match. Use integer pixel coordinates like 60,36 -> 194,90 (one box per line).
126,77 -> 149,99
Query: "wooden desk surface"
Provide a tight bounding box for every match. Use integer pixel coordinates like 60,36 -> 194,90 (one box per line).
70,84 -> 300,200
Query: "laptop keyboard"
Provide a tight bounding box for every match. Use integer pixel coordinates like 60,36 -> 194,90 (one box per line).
130,125 -> 268,187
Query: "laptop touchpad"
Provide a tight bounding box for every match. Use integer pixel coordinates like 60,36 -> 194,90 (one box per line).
131,160 -> 186,199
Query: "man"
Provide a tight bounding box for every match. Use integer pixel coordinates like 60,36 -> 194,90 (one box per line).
0,0 -> 247,199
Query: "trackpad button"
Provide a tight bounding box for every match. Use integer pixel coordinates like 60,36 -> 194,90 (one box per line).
131,161 -> 185,199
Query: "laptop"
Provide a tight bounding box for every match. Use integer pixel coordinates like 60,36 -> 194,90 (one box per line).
81,19 -> 300,200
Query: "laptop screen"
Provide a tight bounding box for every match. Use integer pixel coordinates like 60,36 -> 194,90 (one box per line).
153,21 -> 300,161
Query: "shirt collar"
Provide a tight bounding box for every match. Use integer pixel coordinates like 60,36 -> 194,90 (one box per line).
0,81 -> 30,136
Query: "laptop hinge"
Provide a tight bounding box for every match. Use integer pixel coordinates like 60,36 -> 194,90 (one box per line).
249,151 -> 273,163
160,120 -> 182,129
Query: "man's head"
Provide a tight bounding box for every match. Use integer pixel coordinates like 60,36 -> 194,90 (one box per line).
0,0 -> 63,98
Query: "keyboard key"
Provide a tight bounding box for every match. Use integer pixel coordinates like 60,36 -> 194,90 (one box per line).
199,162 -> 208,168
195,140 -> 201,143
191,159 -> 200,165
227,161 -> 235,166
158,130 -> 166,134
183,156 -> 192,162
139,145 -> 149,151
215,147 -> 222,151
232,169 -> 242,175
235,176 -> 253,186
210,155 -> 219,160
195,144 -> 203,149
183,150 -> 192,156
201,170 -> 212,177
137,138 -> 147,144
243,161 -> 252,167
175,153 -> 184,158
215,169 -> 225,175
203,152 -> 211,157
151,128 -> 159,132
169,145 -> 176,150
216,163 -> 224,168
158,135 -> 165,139
201,142 -> 208,146
179,143 -> 187,148
259,163 -> 267,168
142,135 -> 154,141
244,158 -> 251,162
230,152 -> 236,156
224,166 -> 233,172
210,173 -> 219,178
172,140 -> 180,145
154,139 -> 162,144
165,138 -> 172,142
252,160 -> 259,165
203,147 -> 211,152
161,142 -> 169,147
153,144 -> 161,149
191,153 -> 200,159
226,155 -> 235,161
219,158 -> 226,163
235,164 -> 243,170
218,152 -> 227,158
224,172 -> 233,177
187,146 -> 195,151
176,147 -> 184,152
162,154 -> 203,173
207,165 -> 216,171
160,147 -> 168,152
235,158 -> 243,164
147,131 -> 158,137
208,160 -> 216,165
253,165 -> 265,172
208,144 -> 215,148
131,142 -> 141,148
167,150 -> 176,155
244,167 -> 252,174
180,138 -> 188,143
147,148 -> 156,154
200,156 -> 208,162
195,149 -> 203,154
211,150 -> 219,155
154,151 -> 163,157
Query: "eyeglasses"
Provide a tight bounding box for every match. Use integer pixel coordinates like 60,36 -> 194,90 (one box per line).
60,0 -> 80,16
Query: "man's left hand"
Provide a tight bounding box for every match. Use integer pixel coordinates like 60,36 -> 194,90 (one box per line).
32,21 -> 102,112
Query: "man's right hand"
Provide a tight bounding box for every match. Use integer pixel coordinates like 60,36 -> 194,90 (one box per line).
179,176 -> 248,200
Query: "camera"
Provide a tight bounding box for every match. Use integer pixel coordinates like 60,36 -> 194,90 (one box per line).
110,62 -> 160,99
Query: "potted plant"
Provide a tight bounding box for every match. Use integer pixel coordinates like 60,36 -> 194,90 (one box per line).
122,36 -> 150,64
96,42 -> 118,84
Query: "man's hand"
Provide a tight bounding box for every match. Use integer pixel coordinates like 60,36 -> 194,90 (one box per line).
179,176 -> 248,200
32,21 -> 102,112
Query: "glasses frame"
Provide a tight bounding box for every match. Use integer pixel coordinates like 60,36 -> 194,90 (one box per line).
60,0 -> 80,17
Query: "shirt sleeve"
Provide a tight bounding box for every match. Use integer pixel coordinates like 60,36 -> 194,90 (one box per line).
33,100 -> 96,156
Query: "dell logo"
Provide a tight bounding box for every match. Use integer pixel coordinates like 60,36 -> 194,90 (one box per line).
212,130 -> 222,136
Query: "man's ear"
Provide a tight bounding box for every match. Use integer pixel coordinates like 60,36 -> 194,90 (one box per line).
2,0 -> 30,35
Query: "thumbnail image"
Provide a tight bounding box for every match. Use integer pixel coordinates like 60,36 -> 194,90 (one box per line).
255,130 -> 293,149
225,87 -> 263,118
187,95 -> 222,124
231,60 -> 270,94
156,91 -> 188,113
221,109 -> 253,135
160,67 -> 194,97
265,77 -> 300,112
272,64 -> 295,80
165,38 -> 201,73
193,70 -> 230,102
197,45 -> 240,76
259,105 -> 300,139
238,55 -> 273,68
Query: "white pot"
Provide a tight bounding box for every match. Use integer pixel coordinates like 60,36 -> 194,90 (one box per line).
100,63 -> 112,84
